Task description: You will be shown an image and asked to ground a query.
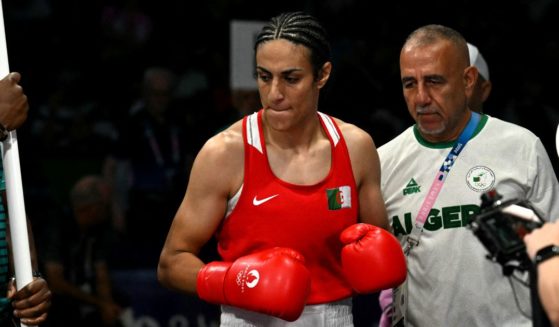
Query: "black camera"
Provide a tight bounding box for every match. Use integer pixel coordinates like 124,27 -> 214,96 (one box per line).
468,189 -> 544,275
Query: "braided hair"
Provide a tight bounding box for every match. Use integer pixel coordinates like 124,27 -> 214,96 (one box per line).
255,12 -> 331,79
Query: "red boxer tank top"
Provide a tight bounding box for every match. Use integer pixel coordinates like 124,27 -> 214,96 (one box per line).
217,110 -> 358,303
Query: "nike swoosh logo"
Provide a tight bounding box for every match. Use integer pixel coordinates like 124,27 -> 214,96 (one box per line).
252,194 -> 279,206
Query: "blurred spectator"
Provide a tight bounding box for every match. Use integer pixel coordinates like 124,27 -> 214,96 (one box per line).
466,42 -> 492,113
230,89 -> 260,118
29,68 -> 117,160
43,175 -> 126,327
108,66 -> 190,268
209,88 -> 260,134
320,37 -> 408,148
100,0 -> 153,64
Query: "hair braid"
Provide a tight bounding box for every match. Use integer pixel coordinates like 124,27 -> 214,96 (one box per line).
255,12 -> 331,78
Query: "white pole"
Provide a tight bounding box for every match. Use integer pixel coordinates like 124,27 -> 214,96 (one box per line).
0,2 -> 34,327
556,123 -> 559,159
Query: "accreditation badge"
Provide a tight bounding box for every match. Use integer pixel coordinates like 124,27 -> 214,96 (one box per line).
392,278 -> 407,326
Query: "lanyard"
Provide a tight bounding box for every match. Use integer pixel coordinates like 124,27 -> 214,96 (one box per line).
404,111 -> 481,255
144,122 -> 180,167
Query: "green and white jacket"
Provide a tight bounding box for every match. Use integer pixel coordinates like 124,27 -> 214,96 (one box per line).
378,114 -> 559,327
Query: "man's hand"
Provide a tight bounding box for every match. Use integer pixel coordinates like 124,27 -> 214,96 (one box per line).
525,221 -> 559,259
8,277 -> 52,325
0,72 -> 29,131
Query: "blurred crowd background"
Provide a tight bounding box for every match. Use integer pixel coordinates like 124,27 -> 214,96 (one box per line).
3,0 -> 559,326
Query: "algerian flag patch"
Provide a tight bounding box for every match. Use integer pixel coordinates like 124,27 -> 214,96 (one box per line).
326,186 -> 351,210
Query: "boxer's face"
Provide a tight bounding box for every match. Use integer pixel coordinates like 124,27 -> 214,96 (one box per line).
255,39 -> 330,131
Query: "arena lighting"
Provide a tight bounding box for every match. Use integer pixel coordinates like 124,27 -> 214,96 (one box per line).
0,2 -> 35,327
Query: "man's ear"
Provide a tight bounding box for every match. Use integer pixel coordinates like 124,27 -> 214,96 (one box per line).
317,61 -> 332,89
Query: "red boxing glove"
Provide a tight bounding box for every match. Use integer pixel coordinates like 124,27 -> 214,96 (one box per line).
197,247 -> 311,321
340,223 -> 407,293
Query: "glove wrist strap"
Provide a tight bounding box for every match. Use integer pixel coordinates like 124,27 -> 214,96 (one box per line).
197,261 -> 230,304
